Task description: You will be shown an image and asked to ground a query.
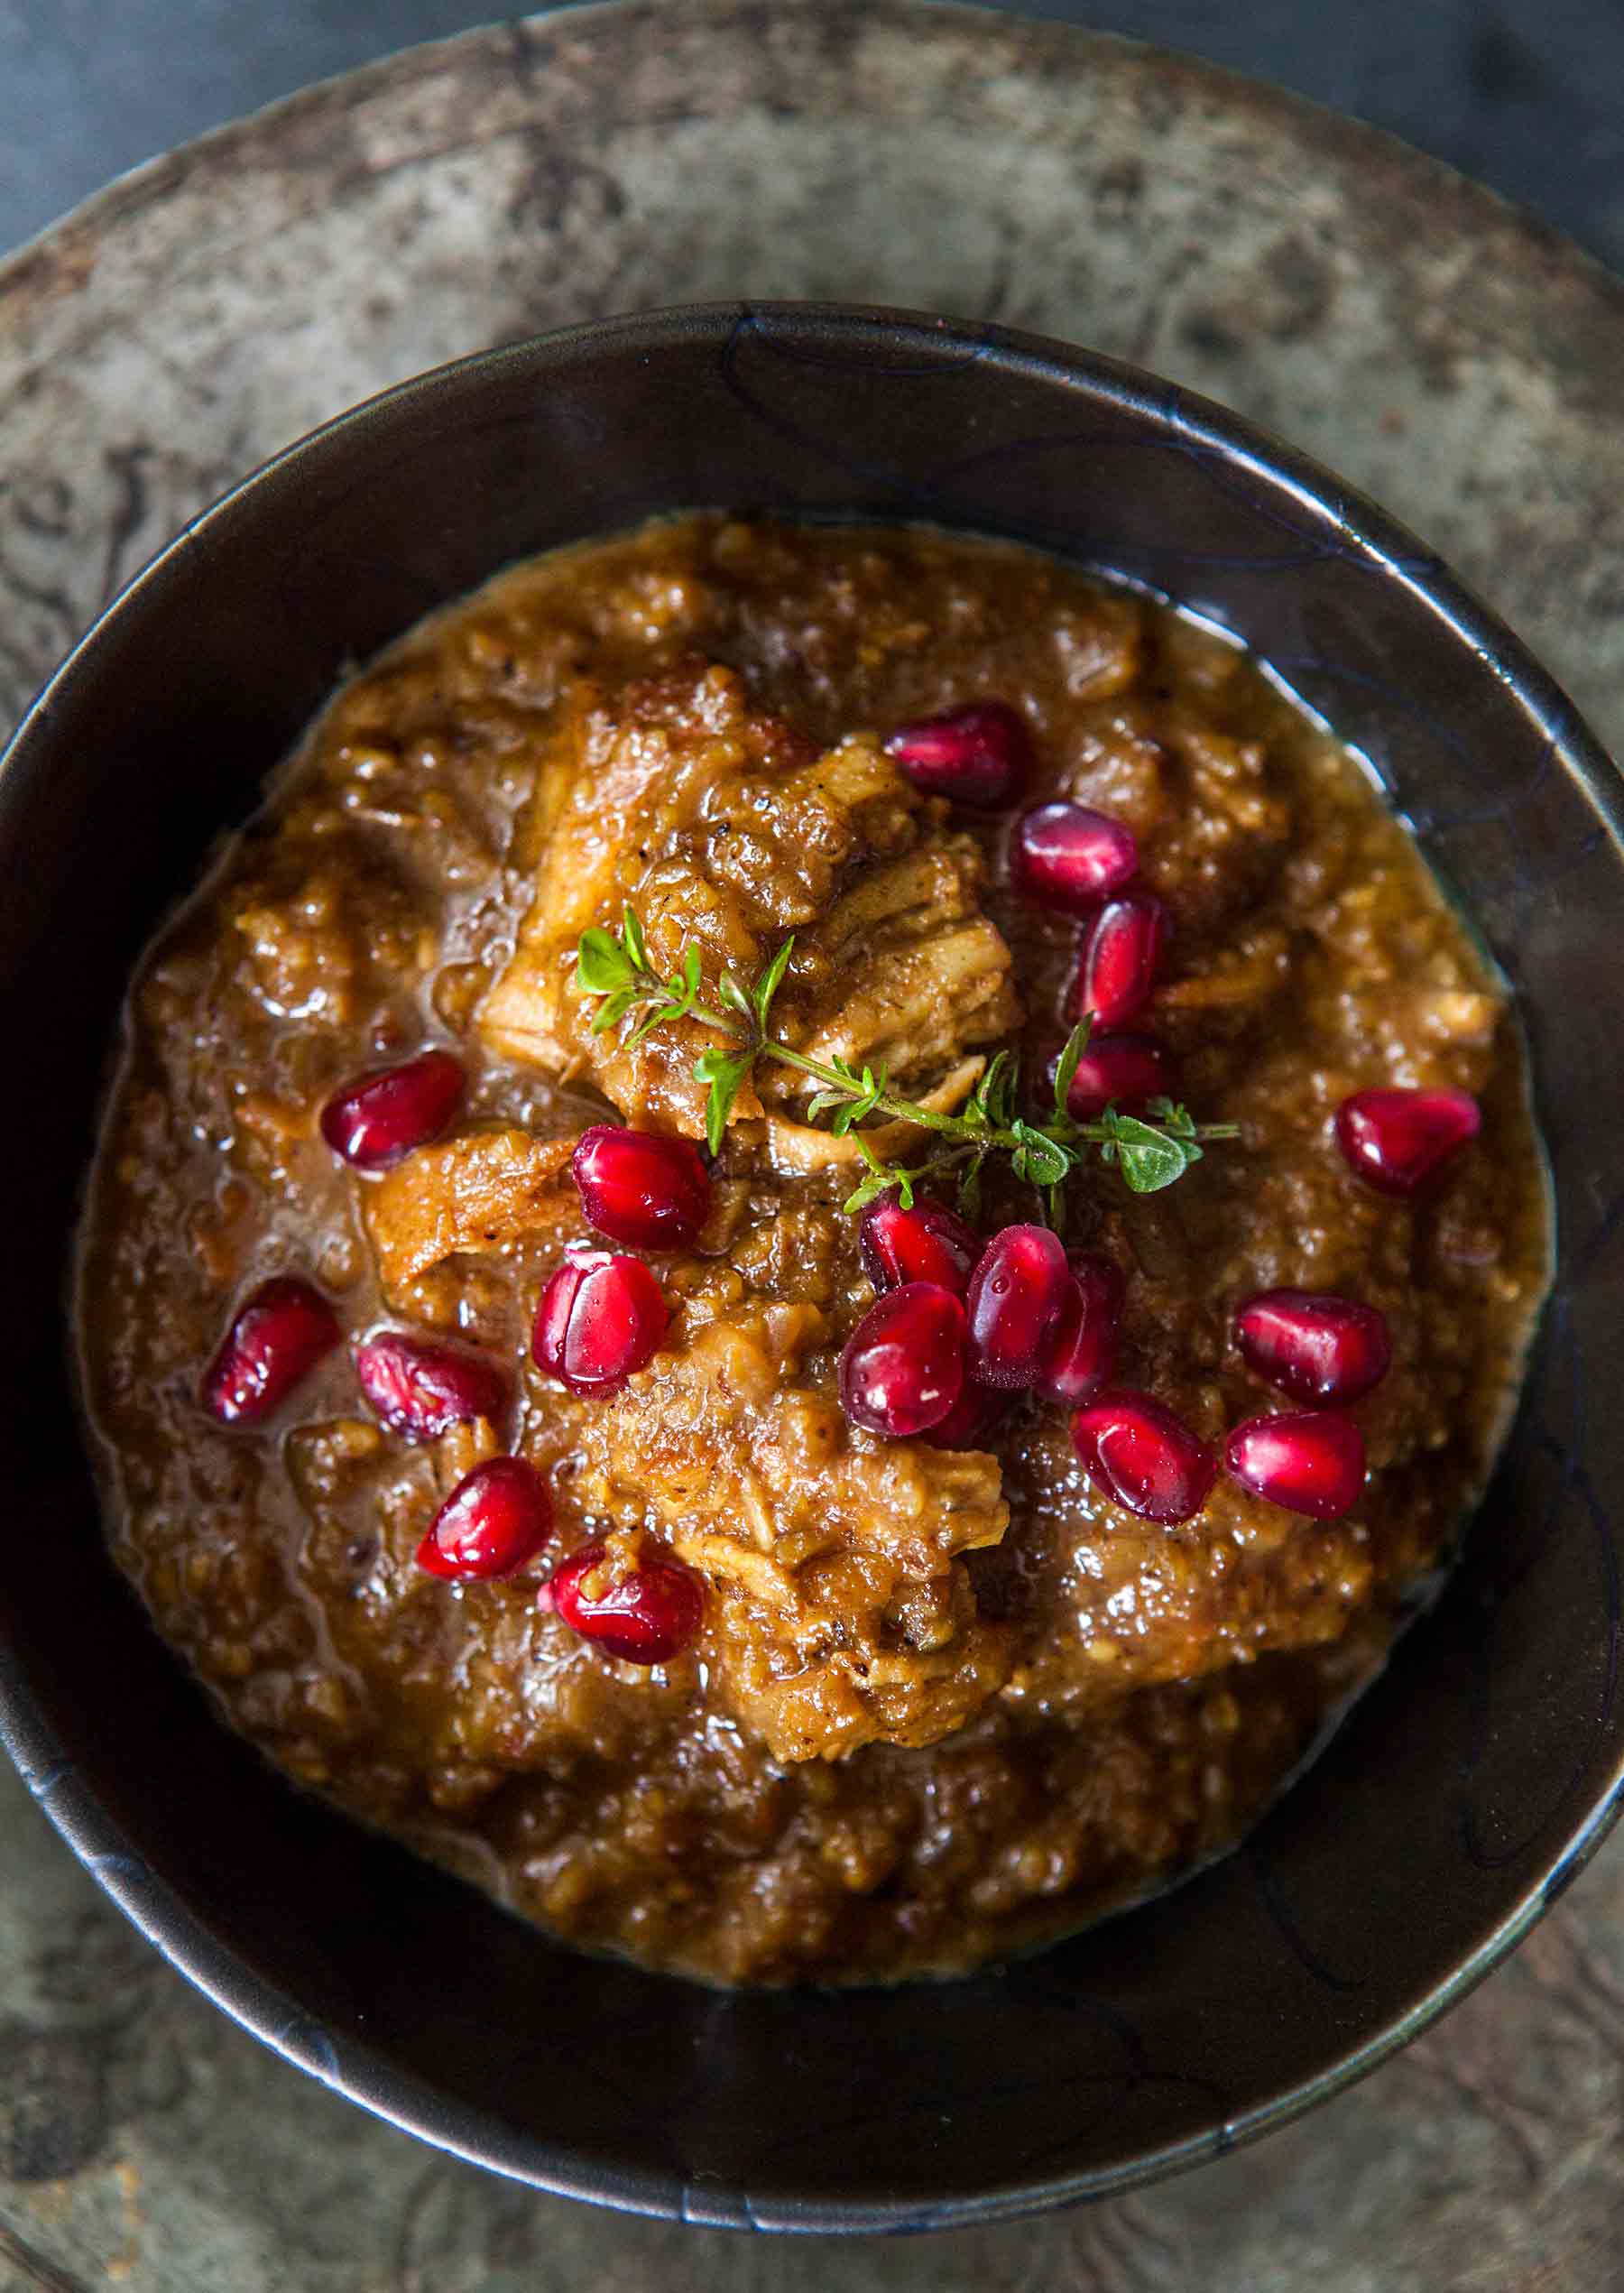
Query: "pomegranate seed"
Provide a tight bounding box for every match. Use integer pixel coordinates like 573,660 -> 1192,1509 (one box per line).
859,1188 -> 980,1299
965,1223 -> 1072,1390
1038,1253 -> 1124,1409
1059,1031 -> 1173,1122
918,1381 -> 1010,1451
571,1123 -> 711,1250
320,1049 -> 465,1170
1074,891 -> 1168,1029
1012,800 -> 1139,913
1234,1289 -> 1392,1407
1226,1410 -> 1366,1521
201,1276 -> 339,1426
355,1331 -> 509,1443
883,701 -> 1031,809
544,1541 -> 704,1664
1334,1087 -> 1481,1197
416,1455 -> 552,1580
532,1252 -> 668,1397
839,1282 -> 967,1438
1071,1390 -> 1216,1523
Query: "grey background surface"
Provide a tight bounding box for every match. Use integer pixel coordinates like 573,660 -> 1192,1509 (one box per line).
2,0 -> 1622,272
4,2 -> 1624,2288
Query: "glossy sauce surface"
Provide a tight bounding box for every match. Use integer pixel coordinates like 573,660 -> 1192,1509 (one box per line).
77,517 -> 1549,1983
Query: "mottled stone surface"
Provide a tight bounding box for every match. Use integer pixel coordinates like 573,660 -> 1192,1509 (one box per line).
2,3 -> 1622,2282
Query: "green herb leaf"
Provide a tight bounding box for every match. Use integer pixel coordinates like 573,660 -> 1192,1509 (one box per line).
626,998 -> 680,1049
620,906 -> 648,971
589,984 -> 641,1035
694,1045 -> 753,1156
841,1140 -> 917,1215
957,1152 -> 986,1221
1106,1113 -> 1202,1194
969,1048 -> 1018,1132
718,971 -> 753,1027
805,1090 -> 847,1122
998,1055 -> 1021,1127
1052,1016 -> 1092,1126
1009,1120 -> 1075,1188
752,936 -> 795,1028
835,1064 -> 887,1126
576,926 -> 632,995
1118,1135 -> 1197,1191
1143,1096 -> 1193,1137
651,942 -> 705,1024
842,1169 -> 895,1216
1142,1097 -> 1241,1146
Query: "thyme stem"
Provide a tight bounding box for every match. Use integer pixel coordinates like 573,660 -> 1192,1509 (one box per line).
573,911 -> 1239,1207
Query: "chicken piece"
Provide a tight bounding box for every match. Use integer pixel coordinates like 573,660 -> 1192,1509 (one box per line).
363,1128 -> 577,1301
752,842 -> 1013,1114
551,1232 -> 1014,1763
477,657 -> 1019,1136
762,1057 -> 986,1177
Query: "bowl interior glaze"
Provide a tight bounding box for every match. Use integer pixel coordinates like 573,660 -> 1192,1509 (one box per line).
2,305 -> 1620,2233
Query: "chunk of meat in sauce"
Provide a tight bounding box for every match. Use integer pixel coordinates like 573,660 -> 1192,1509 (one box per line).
477,658 -> 1020,1139
364,1129 -> 577,1302
547,1203 -> 1013,1762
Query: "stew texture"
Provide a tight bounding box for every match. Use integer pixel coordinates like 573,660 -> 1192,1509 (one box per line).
77,517 -> 1550,1983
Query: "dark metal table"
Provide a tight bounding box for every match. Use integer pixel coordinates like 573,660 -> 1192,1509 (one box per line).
3,5 -> 1622,2284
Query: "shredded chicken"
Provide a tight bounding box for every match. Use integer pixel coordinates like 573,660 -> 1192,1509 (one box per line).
761,1056 -> 985,1177
364,1129 -> 576,1300
547,1225 -> 1014,1762
477,657 -> 1019,1136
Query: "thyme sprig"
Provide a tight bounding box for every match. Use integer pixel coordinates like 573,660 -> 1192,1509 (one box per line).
575,911 -> 1239,1214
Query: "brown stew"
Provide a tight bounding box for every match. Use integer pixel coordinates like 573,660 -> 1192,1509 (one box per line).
76,517 -> 1550,1984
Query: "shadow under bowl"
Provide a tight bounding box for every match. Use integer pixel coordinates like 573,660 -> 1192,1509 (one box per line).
1,303 -> 1620,2233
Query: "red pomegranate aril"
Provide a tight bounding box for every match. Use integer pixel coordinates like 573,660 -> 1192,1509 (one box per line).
883,701 -> 1031,809
201,1276 -> 340,1426
1226,1410 -> 1366,1521
570,1123 -> 711,1251
1333,1086 -> 1481,1197
859,1188 -> 980,1299
1012,800 -> 1139,914
355,1331 -> 509,1443
1073,891 -> 1168,1029
1234,1288 -> 1392,1407
918,1380 -> 1010,1451
544,1541 -> 704,1664
1071,1390 -> 1216,1524
416,1456 -> 552,1581
1059,1031 -> 1172,1122
839,1282 -> 967,1438
965,1223 -> 1072,1391
532,1252 -> 668,1397
319,1049 -> 465,1170
1038,1253 -> 1124,1409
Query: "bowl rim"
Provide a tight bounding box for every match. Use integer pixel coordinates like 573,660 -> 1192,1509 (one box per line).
5,297 -> 1622,2234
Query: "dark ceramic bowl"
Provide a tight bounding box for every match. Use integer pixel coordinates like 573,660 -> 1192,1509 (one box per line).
2,304 -> 1619,2233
